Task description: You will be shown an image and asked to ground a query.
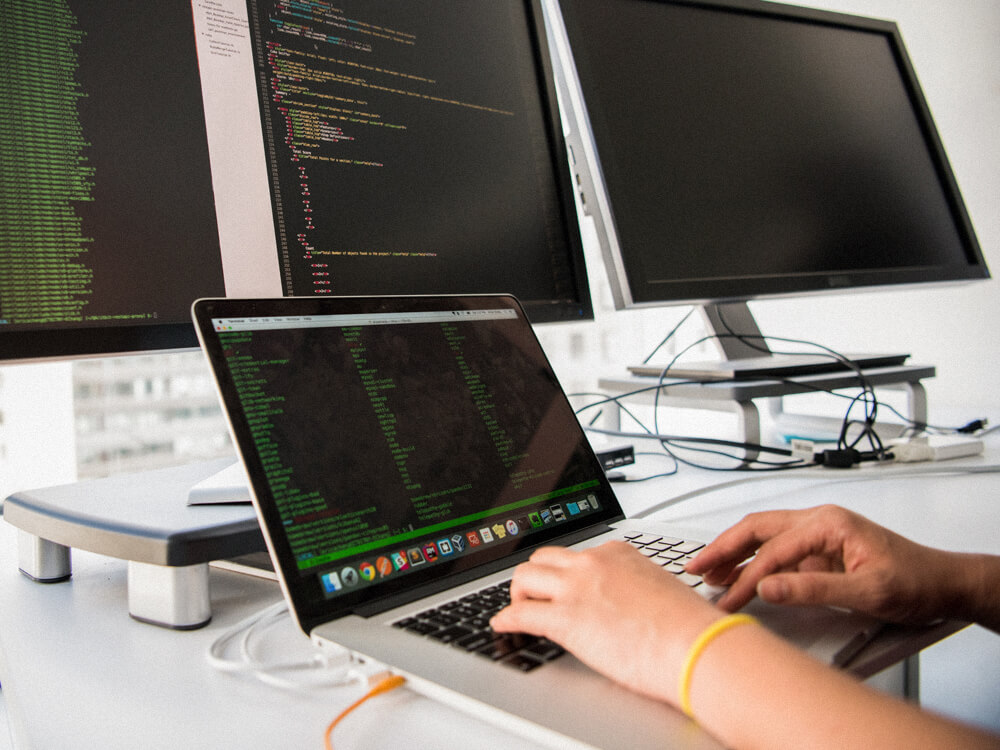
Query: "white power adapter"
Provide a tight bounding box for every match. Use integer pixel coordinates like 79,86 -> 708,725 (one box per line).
887,435 -> 985,463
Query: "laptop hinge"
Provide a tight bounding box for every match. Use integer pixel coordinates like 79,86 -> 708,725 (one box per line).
352,521 -> 619,618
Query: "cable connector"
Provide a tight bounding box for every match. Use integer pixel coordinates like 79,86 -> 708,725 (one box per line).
813,447 -> 890,468
788,438 -> 817,462
814,448 -> 862,468
324,673 -> 406,749
957,418 -> 988,434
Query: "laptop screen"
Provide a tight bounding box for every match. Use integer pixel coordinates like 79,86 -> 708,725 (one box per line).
194,295 -> 624,627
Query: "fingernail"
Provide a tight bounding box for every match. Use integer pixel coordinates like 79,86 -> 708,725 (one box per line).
759,578 -> 788,603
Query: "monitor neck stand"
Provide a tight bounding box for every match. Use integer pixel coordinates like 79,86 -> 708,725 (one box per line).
702,301 -> 773,364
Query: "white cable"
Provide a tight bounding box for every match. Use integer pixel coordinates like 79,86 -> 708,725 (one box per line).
207,601 -> 285,674
206,600 -> 362,690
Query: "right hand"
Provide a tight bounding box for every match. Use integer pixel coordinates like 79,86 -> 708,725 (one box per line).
686,504 -> 957,624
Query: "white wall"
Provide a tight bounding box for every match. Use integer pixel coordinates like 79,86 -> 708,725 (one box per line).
539,0 -> 1000,421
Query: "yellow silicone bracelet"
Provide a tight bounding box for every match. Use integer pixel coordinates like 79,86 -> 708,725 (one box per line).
678,613 -> 759,719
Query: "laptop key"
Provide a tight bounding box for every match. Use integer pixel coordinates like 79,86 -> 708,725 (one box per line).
404,620 -> 441,636
421,613 -> 461,627
658,536 -> 686,546
479,633 -> 533,661
643,542 -> 672,553
478,640 -> 517,661
430,625 -> 475,643
672,540 -> 705,555
501,653 -> 544,672
628,534 -> 662,546
522,639 -> 565,661
454,631 -> 500,652
655,549 -> 685,561
676,572 -> 703,588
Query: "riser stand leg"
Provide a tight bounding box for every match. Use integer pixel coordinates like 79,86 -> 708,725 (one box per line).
17,530 -> 72,583
127,561 -> 212,630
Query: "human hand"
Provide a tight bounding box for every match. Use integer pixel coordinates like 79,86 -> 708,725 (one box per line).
490,541 -> 722,707
686,504 -> 955,624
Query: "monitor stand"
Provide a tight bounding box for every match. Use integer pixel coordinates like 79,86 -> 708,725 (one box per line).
614,301 -> 933,453
628,302 -> 910,381
4,458 -> 264,629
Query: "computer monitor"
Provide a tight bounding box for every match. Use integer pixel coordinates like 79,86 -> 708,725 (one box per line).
0,0 -> 592,365
544,0 -> 989,373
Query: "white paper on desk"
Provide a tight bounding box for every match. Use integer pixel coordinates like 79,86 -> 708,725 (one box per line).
187,461 -> 251,505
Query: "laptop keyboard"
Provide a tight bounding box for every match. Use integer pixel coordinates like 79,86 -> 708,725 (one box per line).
391,530 -> 706,673
621,529 -> 707,588
393,580 -> 564,672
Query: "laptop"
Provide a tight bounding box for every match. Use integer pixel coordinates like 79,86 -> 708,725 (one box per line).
192,294 -> 875,750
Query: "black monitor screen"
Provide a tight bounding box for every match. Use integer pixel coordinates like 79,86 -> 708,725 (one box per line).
0,0 -> 591,363
1,2 -> 226,357
554,0 -> 988,307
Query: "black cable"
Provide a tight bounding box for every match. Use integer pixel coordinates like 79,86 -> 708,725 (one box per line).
570,390 -> 676,451
585,423 -> 811,473
572,348 -> 781,467
644,332 -> 811,469
574,348 -> 828,472
661,439 -> 804,467
582,313 -> 993,473
588,428 -> 794,457
710,306 -> 895,460
601,311 -> 902,471
613,452 -> 679,482
659,441 -> 813,473
569,384 -> 712,423
640,307 -> 696,365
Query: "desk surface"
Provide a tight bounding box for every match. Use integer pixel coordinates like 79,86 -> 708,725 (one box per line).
2,449 -> 998,749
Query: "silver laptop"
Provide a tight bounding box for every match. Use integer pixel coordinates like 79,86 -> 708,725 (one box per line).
193,294 -> 872,750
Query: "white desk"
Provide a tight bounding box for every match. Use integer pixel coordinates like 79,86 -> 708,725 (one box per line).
2,448 -> 998,749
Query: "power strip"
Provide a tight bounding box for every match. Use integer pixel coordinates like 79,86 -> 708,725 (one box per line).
887,435 -> 985,463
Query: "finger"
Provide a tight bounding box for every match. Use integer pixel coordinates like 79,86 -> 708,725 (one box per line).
685,535 -> 757,577
688,512 -> 804,598
757,570 -> 864,611
712,527 -> 841,611
508,559 -> 574,603
526,545 -> 581,567
687,510 -> 799,575
696,560 -> 747,587
490,600 -> 561,639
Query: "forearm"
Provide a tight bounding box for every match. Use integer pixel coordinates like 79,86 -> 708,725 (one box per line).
945,551 -> 1000,634
688,622 -> 999,750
